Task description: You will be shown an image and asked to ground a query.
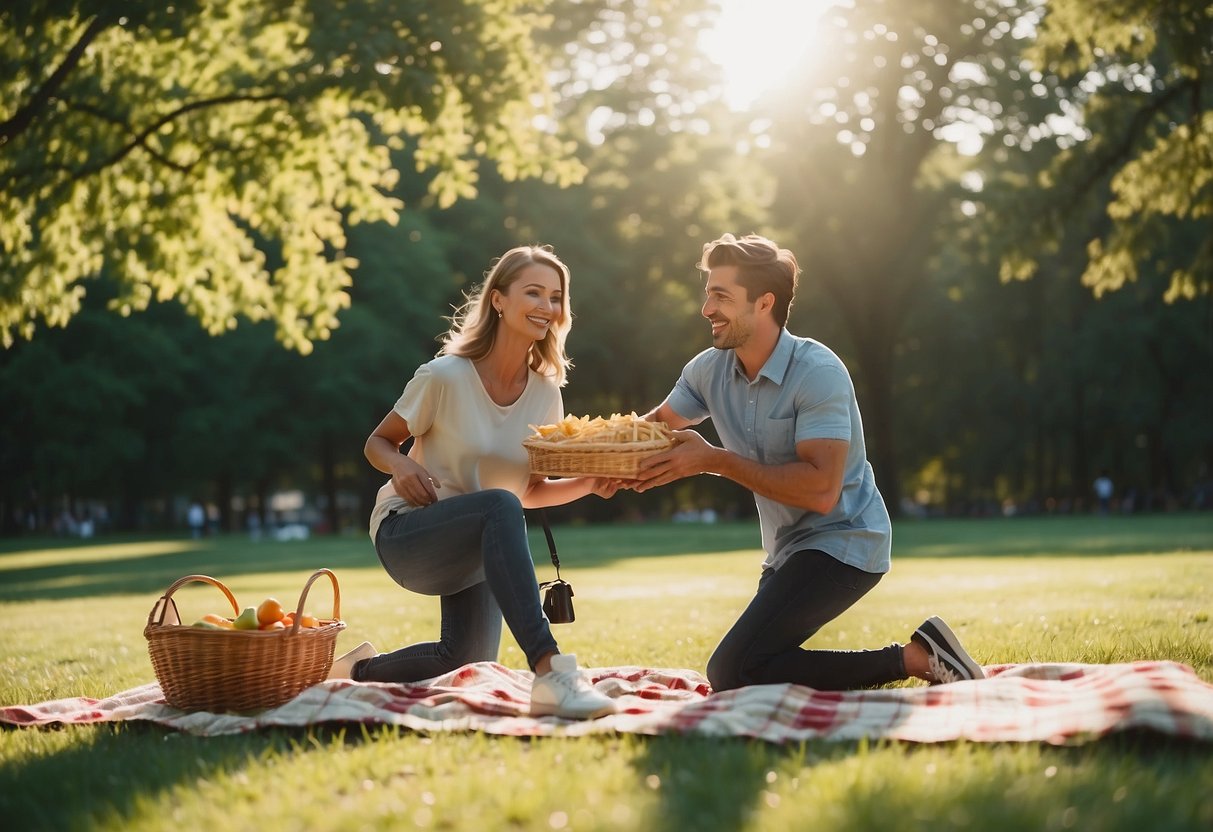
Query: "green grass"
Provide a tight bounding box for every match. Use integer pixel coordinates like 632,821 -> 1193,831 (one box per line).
2,514 -> 1211,831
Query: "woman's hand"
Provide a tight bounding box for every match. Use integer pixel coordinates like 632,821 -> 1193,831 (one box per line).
587,477 -> 628,499
390,457 -> 440,506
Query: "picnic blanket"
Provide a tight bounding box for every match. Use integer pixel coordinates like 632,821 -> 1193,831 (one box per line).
4,661 -> 1212,744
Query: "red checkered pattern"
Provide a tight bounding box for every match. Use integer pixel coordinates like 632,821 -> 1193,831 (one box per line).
3,661 -> 1211,743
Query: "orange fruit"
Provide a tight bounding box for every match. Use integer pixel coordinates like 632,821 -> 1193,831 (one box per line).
200,613 -> 235,629
299,614 -> 320,628
280,613 -> 295,629
257,597 -> 285,626
259,620 -> 286,631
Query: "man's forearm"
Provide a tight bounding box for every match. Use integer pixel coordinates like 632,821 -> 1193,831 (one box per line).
709,448 -> 840,514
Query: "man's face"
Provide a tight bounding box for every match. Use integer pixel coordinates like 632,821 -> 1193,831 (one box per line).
702,265 -> 756,350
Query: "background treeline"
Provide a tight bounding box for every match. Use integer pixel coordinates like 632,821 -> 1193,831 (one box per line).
2,0 -> 1210,535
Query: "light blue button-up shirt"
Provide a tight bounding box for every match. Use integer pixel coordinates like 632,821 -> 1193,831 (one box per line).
667,329 -> 892,574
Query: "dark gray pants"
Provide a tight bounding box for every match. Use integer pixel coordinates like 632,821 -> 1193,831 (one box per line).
707,549 -> 907,692
355,489 -> 558,682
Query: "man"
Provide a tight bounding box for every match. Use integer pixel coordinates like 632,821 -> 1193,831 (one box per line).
631,233 -> 984,691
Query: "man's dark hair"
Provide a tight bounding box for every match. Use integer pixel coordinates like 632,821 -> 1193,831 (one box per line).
698,233 -> 800,326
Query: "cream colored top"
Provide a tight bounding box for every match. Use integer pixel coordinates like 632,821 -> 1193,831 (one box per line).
368,355 -> 563,543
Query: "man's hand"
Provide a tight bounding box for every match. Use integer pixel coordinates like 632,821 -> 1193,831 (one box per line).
630,429 -> 719,492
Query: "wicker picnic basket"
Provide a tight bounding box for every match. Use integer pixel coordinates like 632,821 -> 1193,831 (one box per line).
143,568 -> 346,713
523,436 -> 673,478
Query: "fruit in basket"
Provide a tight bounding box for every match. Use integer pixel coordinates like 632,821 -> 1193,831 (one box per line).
233,606 -> 260,630
200,613 -> 234,629
191,618 -> 227,630
257,597 -> 285,625
299,613 -> 320,628
259,619 -> 286,631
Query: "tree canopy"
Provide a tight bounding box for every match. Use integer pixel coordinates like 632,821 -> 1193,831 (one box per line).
0,0 -> 583,352
1002,0 -> 1213,301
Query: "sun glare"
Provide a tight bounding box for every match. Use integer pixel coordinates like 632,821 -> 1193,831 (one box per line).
701,0 -> 831,111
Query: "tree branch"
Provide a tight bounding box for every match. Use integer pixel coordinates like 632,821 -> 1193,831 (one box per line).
100,91 -> 291,172
0,14 -> 115,145
1,89 -> 296,195
1061,78 -> 1195,211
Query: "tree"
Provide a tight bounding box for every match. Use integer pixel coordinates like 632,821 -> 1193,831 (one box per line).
754,0 -> 1039,513
1001,0 -> 1213,302
0,279 -> 193,531
432,0 -> 771,519
0,0 -> 583,352
286,209 -> 461,533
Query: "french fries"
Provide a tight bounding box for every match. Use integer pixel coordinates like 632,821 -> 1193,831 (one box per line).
527,412 -> 672,445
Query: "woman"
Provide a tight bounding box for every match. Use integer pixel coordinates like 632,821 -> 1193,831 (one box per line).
329,245 -> 619,720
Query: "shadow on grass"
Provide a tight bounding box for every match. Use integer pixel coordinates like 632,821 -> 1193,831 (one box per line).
0,535 -> 374,603
533,513 -> 1213,566
629,734 -> 800,830
0,722 -> 358,830
0,523 -> 766,604
1,723 -> 1210,831
0,722 -> 272,828
626,733 -> 1213,832
2,512 -> 1210,604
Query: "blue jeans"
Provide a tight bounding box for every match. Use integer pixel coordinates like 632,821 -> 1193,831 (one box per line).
354,489 -> 559,682
706,549 -> 907,692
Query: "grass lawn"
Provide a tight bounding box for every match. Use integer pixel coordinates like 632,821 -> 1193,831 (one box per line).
1,513 -> 1211,831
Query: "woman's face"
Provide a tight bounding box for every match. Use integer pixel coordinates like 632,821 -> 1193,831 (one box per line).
497,263 -> 564,341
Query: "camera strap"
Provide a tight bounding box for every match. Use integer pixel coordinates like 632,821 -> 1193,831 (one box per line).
537,509 -> 562,581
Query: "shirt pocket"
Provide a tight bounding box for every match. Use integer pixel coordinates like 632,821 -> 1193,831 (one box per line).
760,415 -> 798,464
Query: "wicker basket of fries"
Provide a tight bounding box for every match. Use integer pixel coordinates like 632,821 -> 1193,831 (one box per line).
144,568 -> 346,713
523,413 -> 673,478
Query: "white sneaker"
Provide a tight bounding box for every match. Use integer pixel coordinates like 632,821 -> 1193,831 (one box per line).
530,653 -> 616,719
327,641 -> 377,680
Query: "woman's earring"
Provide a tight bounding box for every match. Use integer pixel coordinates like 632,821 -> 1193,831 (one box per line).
497,308 -> 503,319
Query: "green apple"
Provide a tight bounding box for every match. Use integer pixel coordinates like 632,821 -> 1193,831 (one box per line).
233,606 -> 259,630
192,619 -> 227,630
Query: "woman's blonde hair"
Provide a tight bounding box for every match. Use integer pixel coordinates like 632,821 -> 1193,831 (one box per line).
439,245 -> 574,386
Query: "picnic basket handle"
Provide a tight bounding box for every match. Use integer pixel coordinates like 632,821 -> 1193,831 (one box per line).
147,574 -> 240,627
288,568 -> 341,634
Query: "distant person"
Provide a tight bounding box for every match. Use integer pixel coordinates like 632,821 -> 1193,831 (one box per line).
631,233 -> 985,692
1093,470 -> 1114,515
246,510 -> 263,541
187,501 -> 205,539
78,511 -> 94,539
330,245 -> 621,720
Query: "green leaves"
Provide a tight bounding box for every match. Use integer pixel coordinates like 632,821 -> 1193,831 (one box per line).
1007,0 -> 1213,301
1,0 -> 580,351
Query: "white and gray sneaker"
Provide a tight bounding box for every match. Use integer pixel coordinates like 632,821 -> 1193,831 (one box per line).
530,653 -> 617,719
327,641 -> 377,680
911,617 -> 985,684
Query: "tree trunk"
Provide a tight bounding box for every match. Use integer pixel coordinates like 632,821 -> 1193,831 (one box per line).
255,477 -> 271,528
320,429 -> 340,535
1070,382 -> 1088,509
854,337 -> 901,517
216,471 -> 234,534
